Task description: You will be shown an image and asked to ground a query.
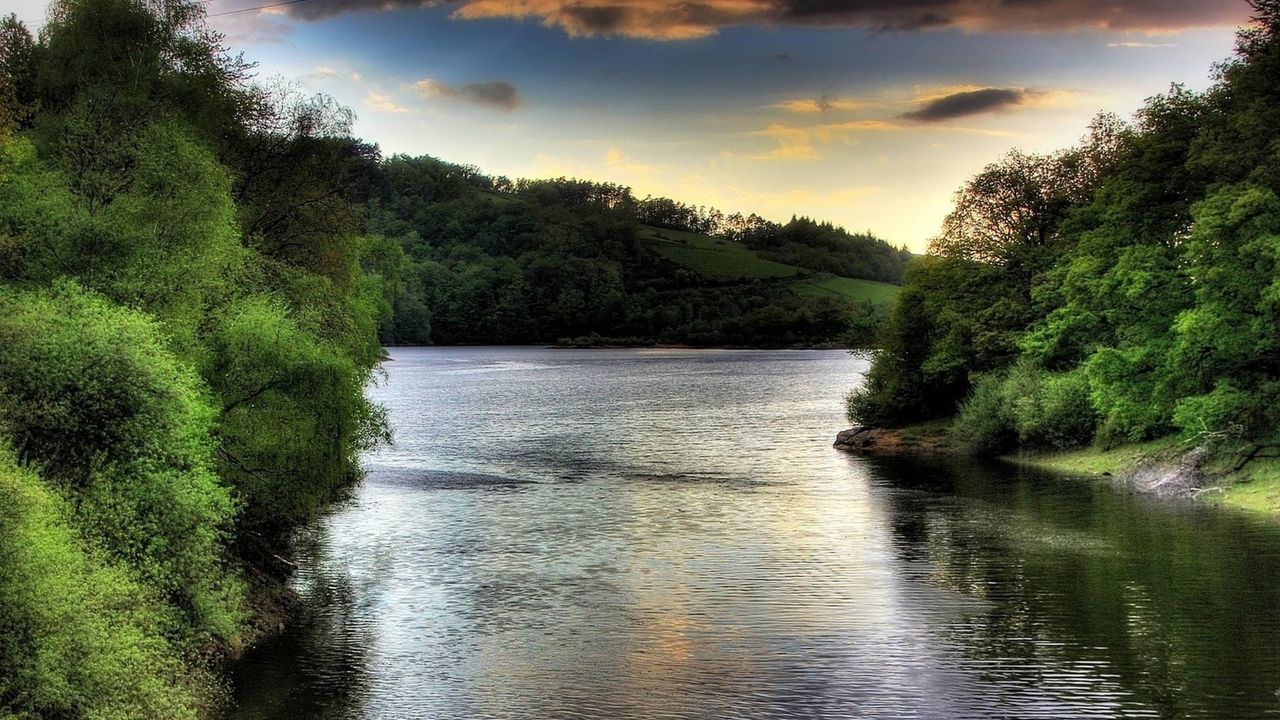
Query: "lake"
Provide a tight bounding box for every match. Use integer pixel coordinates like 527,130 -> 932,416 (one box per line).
228,347 -> 1280,719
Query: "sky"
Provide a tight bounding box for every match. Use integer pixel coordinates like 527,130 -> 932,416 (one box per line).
12,0 -> 1254,250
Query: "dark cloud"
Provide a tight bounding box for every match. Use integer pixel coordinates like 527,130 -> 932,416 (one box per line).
273,0 -> 1248,39
768,0 -> 1239,32
415,78 -> 522,110
870,12 -> 953,32
900,87 -> 1026,122
778,0 -> 954,28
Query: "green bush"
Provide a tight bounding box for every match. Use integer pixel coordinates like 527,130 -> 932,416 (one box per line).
1170,380 -> 1280,440
951,372 -> 1017,455
0,448 -> 208,720
952,364 -> 1097,455
0,283 -> 241,640
1011,366 -> 1097,450
206,296 -> 388,536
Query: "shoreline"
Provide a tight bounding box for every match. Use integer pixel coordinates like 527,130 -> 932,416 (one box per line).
835,421 -> 1280,515
384,342 -> 854,351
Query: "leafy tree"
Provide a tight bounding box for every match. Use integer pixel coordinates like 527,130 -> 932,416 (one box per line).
855,0 -> 1280,458
206,296 -> 387,539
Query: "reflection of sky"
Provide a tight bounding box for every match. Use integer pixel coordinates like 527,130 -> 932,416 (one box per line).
220,347 -> 1280,720
350,348 -> 986,718
7,0 -> 1244,249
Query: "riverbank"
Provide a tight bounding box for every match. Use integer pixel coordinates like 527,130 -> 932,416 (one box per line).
835,421 -> 1280,515
832,420 -> 952,453
1010,440 -> 1280,515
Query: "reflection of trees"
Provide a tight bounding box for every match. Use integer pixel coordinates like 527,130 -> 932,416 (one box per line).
866,455 -> 1280,719
227,524 -> 375,720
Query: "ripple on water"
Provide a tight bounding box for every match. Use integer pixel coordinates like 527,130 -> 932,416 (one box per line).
228,348 -> 1280,720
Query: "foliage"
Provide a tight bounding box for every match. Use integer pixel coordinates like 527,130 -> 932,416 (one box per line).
0,0 -> 389,714
950,372 -> 1016,455
851,3 -> 1280,457
0,449 -> 209,720
846,255 -> 1030,426
207,296 -> 388,535
0,283 -> 241,640
952,364 -> 1097,455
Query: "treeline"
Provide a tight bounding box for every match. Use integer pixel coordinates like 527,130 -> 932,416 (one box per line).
849,1 -> 1280,457
359,156 -> 911,346
0,0 -> 388,717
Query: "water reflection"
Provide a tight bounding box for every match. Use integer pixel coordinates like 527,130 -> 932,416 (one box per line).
229,524 -> 374,720
865,455 -> 1280,718
228,348 -> 1280,719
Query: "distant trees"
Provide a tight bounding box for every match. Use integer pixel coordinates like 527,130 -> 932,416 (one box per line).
357,155 -> 906,347
746,216 -> 913,283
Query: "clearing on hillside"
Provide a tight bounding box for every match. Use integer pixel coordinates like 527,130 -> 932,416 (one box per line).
639,225 -> 899,304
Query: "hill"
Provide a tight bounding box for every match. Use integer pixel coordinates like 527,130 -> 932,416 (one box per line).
639,225 -> 900,304
364,161 -> 911,347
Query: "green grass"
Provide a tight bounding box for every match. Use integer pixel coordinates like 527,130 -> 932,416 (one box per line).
640,226 -> 802,279
1007,437 -> 1183,477
1216,459 -> 1280,513
638,226 -> 902,307
792,275 -> 900,304
1009,436 -> 1280,515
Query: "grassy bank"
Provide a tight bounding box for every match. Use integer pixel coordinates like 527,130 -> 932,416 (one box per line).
1006,439 -> 1280,515
841,419 -> 1280,515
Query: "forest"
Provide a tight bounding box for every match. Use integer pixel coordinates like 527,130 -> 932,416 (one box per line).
0,0 -> 910,716
363,158 -> 911,347
848,1 -> 1280,462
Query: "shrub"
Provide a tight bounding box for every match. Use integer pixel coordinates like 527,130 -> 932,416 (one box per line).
1171,381 -> 1273,440
0,283 -> 241,641
1012,366 -> 1097,450
0,448 -> 208,720
952,364 -> 1097,455
951,372 -> 1017,455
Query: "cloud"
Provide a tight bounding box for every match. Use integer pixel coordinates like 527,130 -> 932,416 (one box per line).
1107,41 -> 1177,48
752,119 -> 898,159
366,90 -> 411,113
414,78 -> 523,111
275,0 -> 1247,40
900,87 -> 1028,122
208,10 -> 293,44
296,64 -> 341,87
773,94 -> 861,114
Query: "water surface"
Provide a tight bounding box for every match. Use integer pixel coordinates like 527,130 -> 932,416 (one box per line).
229,347 -> 1280,719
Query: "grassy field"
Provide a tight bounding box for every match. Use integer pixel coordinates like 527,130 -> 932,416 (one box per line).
639,225 -> 901,305
792,276 -> 900,304
640,226 -> 801,279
